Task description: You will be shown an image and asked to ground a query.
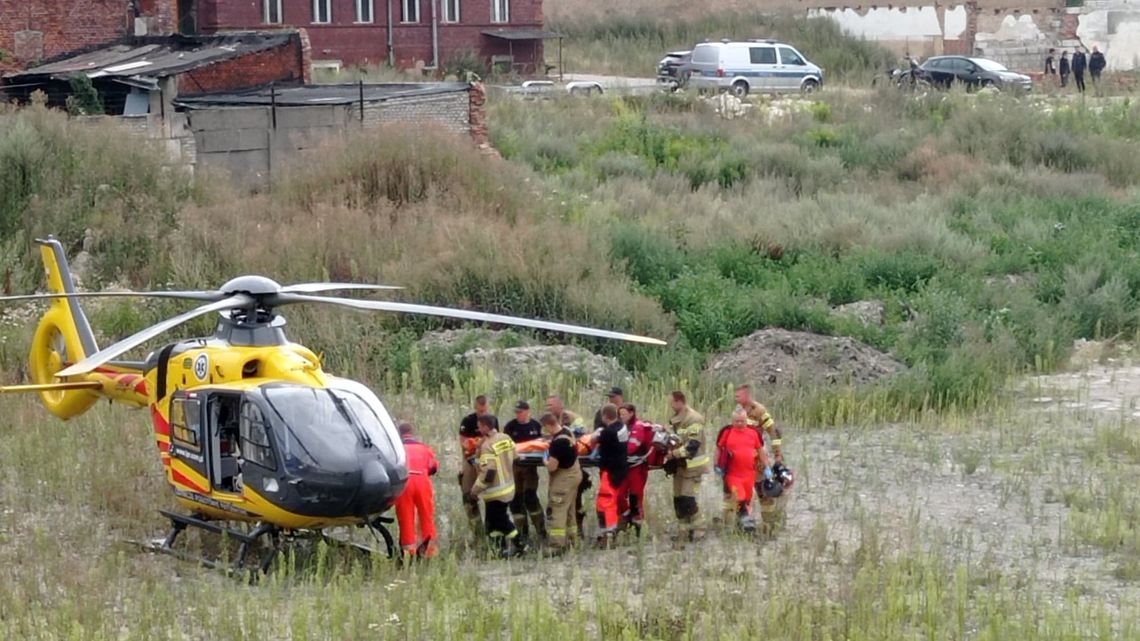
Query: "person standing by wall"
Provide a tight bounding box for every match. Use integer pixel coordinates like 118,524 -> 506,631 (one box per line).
1072,48 -> 1087,93
1059,51 -> 1070,88
1089,46 -> 1106,92
1044,48 -> 1057,88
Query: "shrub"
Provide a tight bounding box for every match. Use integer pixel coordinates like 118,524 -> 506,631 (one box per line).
66,75 -> 104,116
858,250 -> 942,292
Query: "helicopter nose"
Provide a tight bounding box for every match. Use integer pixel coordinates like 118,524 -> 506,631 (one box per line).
351,458 -> 394,516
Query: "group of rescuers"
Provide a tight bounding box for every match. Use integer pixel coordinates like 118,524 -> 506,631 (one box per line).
393,384 -> 790,558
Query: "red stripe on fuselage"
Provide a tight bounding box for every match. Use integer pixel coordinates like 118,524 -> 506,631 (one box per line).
150,404 -> 170,436
171,468 -> 207,494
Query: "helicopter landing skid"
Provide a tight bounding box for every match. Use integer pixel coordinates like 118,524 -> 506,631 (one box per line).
132,509 -> 282,576
317,516 -> 397,559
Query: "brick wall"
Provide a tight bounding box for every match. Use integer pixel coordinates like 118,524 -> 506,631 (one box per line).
196,0 -> 545,69
356,90 -> 470,132
177,36 -> 306,94
0,0 -> 178,70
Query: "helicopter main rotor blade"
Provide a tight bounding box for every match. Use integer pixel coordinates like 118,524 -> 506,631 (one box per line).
275,293 -> 668,346
55,294 -> 256,378
280,283 -> 403,294
0,291 -> 226,304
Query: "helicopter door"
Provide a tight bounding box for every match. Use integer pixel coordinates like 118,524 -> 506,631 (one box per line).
168,392 -> 209,483
206,392 -> 244,493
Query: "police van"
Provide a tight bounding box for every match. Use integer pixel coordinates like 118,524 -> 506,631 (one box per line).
687,40 -> 823,97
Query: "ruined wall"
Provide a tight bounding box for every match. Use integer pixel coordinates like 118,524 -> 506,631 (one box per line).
1077,1 -> 1140,70
809,0 -> 1140,71
184,86 -> 477,189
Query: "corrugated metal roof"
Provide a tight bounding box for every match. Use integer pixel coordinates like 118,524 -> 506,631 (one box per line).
5,33 -> 295,89
173,82 -> 471,107
481,28 -> 566,41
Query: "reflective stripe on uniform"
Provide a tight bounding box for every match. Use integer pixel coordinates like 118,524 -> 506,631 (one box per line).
687,455 -> 710,468
482,482 -> 515,501
549,528 -> 567,537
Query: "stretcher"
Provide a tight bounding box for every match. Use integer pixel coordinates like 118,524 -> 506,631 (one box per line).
510,427 -> 672,469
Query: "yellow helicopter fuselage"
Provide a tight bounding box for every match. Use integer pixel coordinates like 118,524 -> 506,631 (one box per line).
12,240 -> 408,532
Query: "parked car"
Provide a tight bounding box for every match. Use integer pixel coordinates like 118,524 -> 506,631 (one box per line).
656,50 -> 691,91
686,39 -> 824,97
915,56 -> 1032,92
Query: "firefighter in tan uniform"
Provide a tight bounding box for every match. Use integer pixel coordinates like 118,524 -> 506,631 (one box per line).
469,414 -> 521,557
734,384 -> 787,532
665,391 -> 709,541
540,412 -> 583,551
546,395 -> 591,534
458,395 -> 493,537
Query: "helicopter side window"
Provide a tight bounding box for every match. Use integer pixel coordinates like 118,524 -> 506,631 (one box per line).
170,398 -> 200,450
240,402 -> 277,471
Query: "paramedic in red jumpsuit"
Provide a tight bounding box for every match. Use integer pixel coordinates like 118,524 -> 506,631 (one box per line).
395,422 -> 440,558
715,408 -> 771,531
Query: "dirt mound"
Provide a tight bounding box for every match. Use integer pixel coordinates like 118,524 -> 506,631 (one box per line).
705,328 -> 904,387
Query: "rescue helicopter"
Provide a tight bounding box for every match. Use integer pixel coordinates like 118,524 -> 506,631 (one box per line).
0,237 -> 665,571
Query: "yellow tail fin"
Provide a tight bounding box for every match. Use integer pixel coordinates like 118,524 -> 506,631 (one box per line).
24,237 -> 102,418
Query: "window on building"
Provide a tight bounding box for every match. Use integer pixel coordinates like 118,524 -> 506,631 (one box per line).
491,0 -> 508,23
442,0 -> 460,23
313,0 -> 331,23
402,0 -> 420,23
263,0 -> 283,24
355,0 -> 374,23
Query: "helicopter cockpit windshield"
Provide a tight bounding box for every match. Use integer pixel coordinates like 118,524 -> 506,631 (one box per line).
257,384 -> 401,476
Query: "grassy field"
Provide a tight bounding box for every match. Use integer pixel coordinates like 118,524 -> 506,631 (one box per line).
5,67 -> 1140,637
4,371 -> 1140,639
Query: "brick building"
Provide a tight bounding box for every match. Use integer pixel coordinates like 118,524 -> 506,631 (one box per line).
186,0 -> 555,72
2,0 -> 555,76
0,0 -> 181,72
3,32 -> 310,114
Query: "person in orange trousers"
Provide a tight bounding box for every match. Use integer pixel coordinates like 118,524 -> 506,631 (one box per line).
619,403 -> 652,534
395,422 -> 440,558
715,409 -> 771,533
593,403 -> 631,547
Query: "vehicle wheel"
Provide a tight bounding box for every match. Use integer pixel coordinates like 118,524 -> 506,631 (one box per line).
801,79 -> 819,94
731,80 -> 749,98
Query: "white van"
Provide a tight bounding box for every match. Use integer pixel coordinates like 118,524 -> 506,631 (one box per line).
687,40 -> 824,97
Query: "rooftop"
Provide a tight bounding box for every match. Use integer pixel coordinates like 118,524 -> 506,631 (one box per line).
4,32 -> 296,90
173,82 -> 471,107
